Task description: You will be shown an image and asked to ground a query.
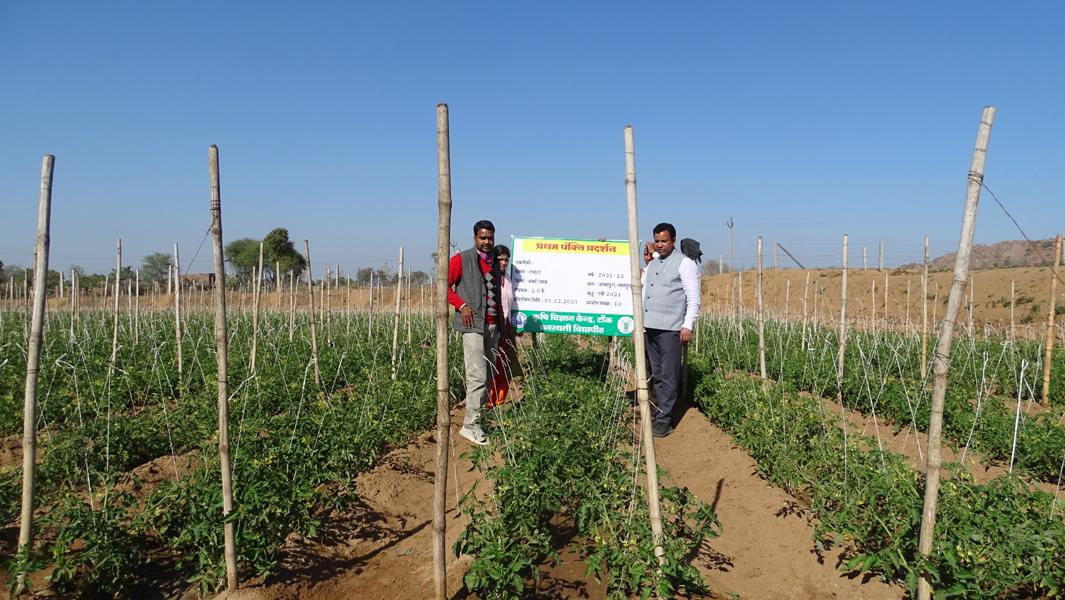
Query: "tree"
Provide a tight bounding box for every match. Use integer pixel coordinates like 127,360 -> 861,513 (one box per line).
263,228 -> 305,281
225,238 -> 260,281
410,270 -> 429,286
142,252 -> 172,284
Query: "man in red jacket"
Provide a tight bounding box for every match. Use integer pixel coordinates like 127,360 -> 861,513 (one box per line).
448,220 -> 502,446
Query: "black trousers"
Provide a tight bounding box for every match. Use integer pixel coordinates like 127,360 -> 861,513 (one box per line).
645,328 -> 682,425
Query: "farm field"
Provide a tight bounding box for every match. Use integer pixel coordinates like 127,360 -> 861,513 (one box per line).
702,266 -> 1060,339
1,293 -> 1063,598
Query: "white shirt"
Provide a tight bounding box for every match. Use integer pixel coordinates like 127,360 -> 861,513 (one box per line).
678,256 -> 701,330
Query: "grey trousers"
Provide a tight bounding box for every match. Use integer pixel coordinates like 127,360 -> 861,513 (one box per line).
646,328 -> 682,425
462,324 -> 499,430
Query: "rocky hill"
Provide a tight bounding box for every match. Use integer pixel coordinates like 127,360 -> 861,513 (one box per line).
904,238 -> 1060,271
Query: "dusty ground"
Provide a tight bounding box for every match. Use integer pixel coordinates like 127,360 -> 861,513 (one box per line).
702,266 -> 1062,339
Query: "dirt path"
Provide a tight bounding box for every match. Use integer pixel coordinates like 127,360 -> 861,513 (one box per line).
215,406 -> 604,600
656,403 -> 904,600
209,395 -> 912,600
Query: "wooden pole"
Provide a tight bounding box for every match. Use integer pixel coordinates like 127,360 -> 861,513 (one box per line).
1010,280 -> 1016,343
738,270 -> 744,319
275,261 -> 282,312
967,276 -> 975,336
16,155 -> 54,591
406,269 -> 413,345
871,280 -> 877,327
883,271 -> 889,328
863,246 -> 868,270
304,240 -> 322,389
288,270 -> 296,342
208,145 -> 239,591
390,246 -> 404,381
933,281 -> 940,330
801,270 -> 810,351
921,236 -> 929,380
784,278 -> 791,320
368,271 -> 375,340
134,268 -> 140,344
624,125 -> 666,565
917,106 -> 994,600
174,243 -> 183,386
250,241 -> 264,375
432,103 -> 453,600
836,234 -> 848,406
108,239 -> 122,380
906,278 -> 912,332
1041,234 -> 1061,403
69,268 -> 76,336
756,237 -> 767,385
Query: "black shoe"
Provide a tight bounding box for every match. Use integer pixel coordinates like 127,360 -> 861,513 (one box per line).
652,421 -> 674,438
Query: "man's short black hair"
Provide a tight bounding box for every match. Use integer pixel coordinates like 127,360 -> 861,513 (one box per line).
493,244 -> 510,258
653,222 -> 676,240
474,220 -> 495,234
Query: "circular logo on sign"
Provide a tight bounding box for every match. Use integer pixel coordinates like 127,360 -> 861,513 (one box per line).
513,313 -> 527,329
617,316 -> 635,334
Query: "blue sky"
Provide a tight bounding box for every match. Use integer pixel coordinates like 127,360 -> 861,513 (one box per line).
1,1 -> 1062,276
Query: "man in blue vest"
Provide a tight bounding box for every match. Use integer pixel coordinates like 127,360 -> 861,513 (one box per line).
643,222 -> 701,437
447,220 -> 503,446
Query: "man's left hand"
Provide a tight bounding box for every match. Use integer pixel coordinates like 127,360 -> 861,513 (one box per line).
679,327 -> 693,344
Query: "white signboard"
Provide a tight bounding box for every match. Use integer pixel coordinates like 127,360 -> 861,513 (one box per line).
510,237 -> 635,336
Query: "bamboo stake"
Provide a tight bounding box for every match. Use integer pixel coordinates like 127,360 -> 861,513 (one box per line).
275,261 -> 282,312
1010,280 -> 1016,343
921,236 -> 929,380
287,271 -> 296,341
738,270 -> 744,319
801,271 -> 810,351
368,271 -> 375,339
304,241 -> 322,389
432,104 -> 453,600
406,268 -> 412,345
69,268 -> 76,336
624,125 -> 666,565
1041,234 -> 1061,403
16,155 -> 54,592
250,241 -> 264,375
967,275 -> 975,336
390,247 -> 404,381
174,243 -> 183,386
933,282 -> 940,330
879,240 -> 884,271
871,280 -> 877,326
756,237 -> 767,385
134,269 -> 140,344
883,271 -> 889,328
863,246 -> 867,270
108,239 -> 122,380
917,106 -> 994,600
837,234 -> 848,406
207,146 -> 239,591
784,278 -> 791,320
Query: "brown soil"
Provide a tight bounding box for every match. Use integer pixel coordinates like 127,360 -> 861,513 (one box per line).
657,404 -> 902,600
208,400 -> 905,600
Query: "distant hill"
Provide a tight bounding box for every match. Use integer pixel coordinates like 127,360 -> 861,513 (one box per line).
902,238 -> 1059,271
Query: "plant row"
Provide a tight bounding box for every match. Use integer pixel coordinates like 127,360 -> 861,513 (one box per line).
456,336 -> 720,599
693,317 -> 1065,482
3,311 -> 463,596
690,354 -> 1065,597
